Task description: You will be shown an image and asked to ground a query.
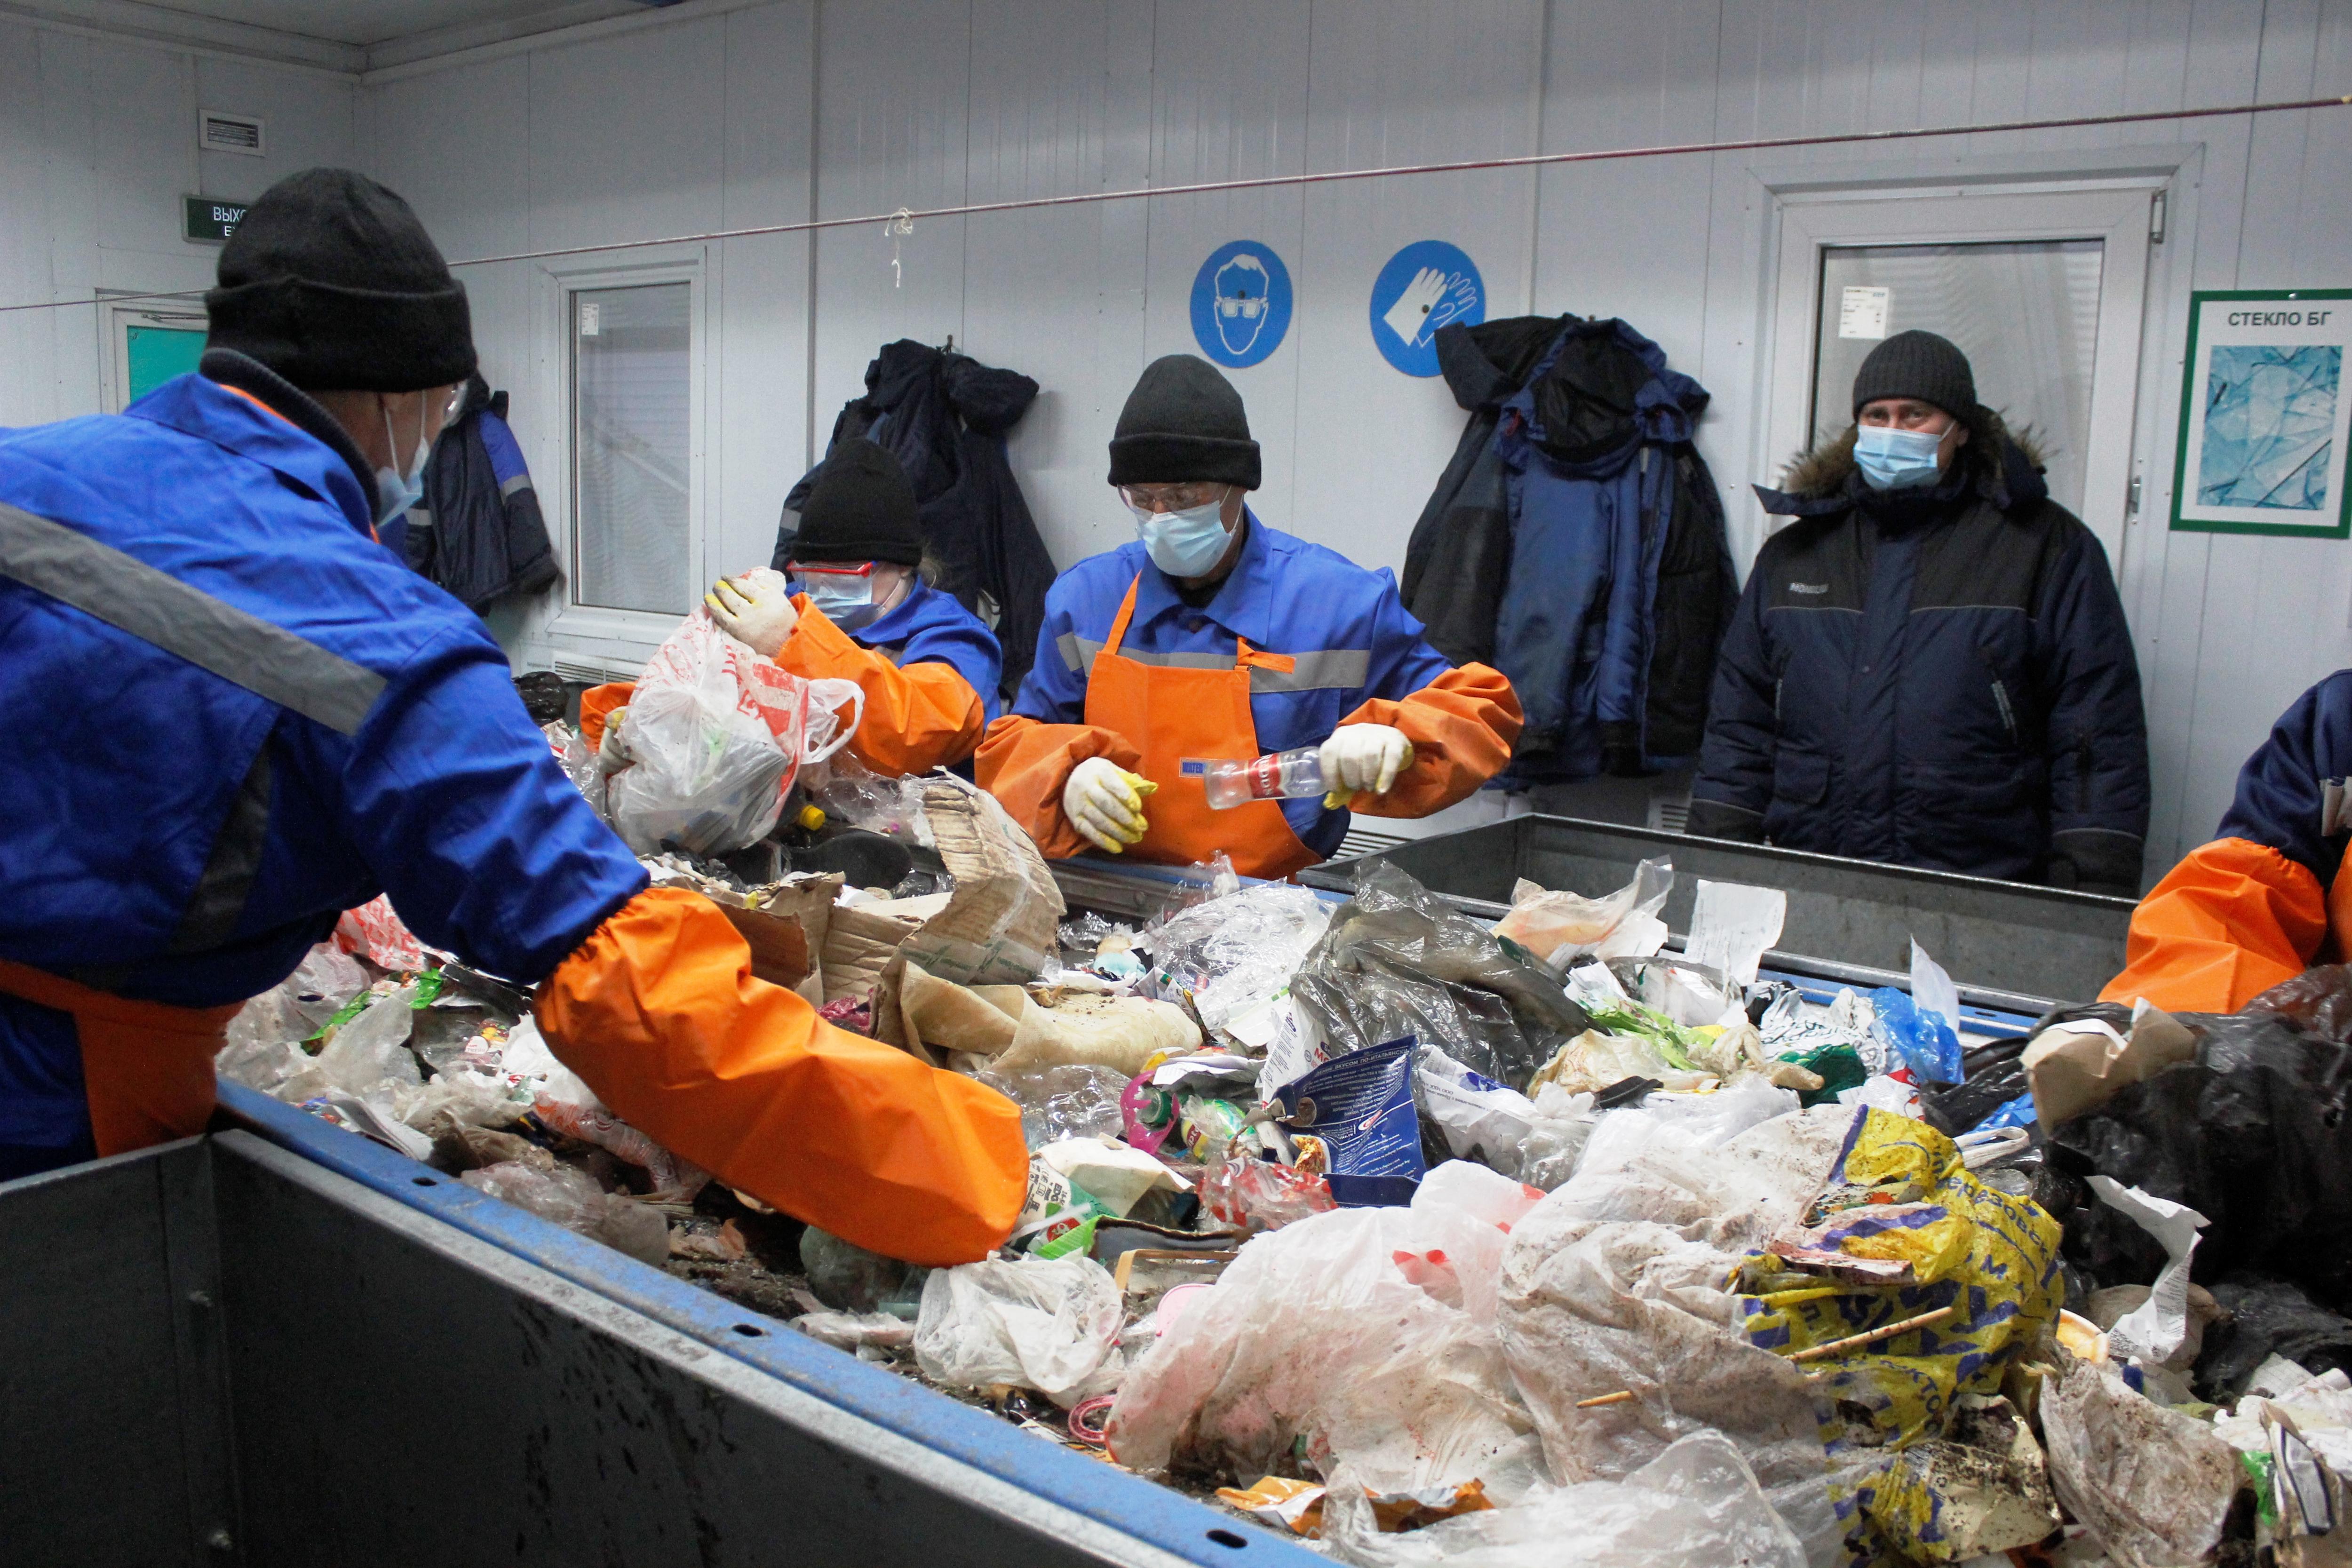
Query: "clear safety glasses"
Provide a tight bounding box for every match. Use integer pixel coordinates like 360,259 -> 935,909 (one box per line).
1216,294 -> 1264,318
1117,482 -> 1228,513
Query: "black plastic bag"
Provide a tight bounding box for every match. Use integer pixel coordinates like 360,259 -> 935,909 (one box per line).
1918,1036 -> 2031,1138
1290,860 -> 1589,1093
2043,968 -> 2352,1315
2193,1274 -> 2352,1401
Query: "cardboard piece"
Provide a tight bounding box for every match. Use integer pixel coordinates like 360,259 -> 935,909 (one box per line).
644,863 -> 841,994
2024,1000 -> 2197,1128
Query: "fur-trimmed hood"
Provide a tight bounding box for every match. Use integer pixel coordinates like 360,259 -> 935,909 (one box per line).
1756,407 -> 2052,518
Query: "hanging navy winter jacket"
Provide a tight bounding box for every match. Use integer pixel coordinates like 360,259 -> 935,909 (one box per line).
1685,416 -> 2150,891
407,376 -> 558,612
773,341 -> 1055,706
1491,319 -> 1735,782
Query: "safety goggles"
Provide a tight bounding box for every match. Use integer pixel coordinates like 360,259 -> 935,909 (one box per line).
1216,294 -> 1264,319
792,561 -> 879,587
1117,482 -> 1228,513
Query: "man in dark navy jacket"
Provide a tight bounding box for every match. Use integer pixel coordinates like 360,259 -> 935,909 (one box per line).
1685,331 -> 2149,893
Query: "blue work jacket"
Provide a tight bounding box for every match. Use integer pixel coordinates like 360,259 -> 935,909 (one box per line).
1011,512 -> 1454,856
0,369 -> 646,1170
802,576 -> 1005,724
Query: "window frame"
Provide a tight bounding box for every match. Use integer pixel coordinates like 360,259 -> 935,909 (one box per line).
532,245 -> 710,677
97,297 -> 211,414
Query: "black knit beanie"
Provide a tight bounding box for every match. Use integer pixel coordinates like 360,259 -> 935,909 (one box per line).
205,167 -> 476,392
793,440 -> 924,565
1851,329 -> 1976,418
1106,355 -> 1261,490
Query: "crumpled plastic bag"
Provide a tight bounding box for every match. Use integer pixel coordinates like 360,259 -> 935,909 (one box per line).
1491,857 -> 1672,975
1292,861 -> 1589,1092
913,1254 -> 1123,1407
1143,881 -> 1331,1037
2041,1352 -> 2241,1568
1495,1103 -> 1866,1567
608,600 -> 863,855
1109,1170 -> 1538,1494
1319,1429 -> 1806,1568
1734,1111 -> 2065,1562
459,1160 -> 671,1266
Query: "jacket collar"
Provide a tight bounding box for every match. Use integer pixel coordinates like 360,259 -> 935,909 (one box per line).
151,350 -> 379,536
1130,507 -> 1275,649
858,577 -> 957,643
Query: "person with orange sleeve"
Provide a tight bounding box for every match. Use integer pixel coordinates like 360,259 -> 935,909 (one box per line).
0,167 -> 1022,1266
977,354 -> 1523,881
587,439 -> 1000,781
2103,672 -> 2352,1014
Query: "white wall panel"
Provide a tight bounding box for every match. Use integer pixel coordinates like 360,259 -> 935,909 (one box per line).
1289,0 -> 1541,569
809,0 -> 970,427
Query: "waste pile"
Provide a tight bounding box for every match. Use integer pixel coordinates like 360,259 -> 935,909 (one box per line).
217,796 -> 2352,1565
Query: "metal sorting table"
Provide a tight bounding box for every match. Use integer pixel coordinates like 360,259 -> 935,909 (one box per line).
0,1084 -> 1319,1568
1295,815 -> 2136,1016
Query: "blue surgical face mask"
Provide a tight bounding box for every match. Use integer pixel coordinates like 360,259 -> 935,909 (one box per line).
1130,497 -> 1232,576
799,567 -> 885,631
1853,422 -> 1949,491
373,398 -> 431,526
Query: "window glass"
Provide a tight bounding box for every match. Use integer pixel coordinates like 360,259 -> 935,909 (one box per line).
572,282 -> 691,614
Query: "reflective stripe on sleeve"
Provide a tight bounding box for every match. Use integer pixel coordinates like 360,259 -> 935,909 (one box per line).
0,500 -> 388,736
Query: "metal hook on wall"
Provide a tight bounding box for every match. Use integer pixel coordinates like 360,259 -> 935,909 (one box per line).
882,208 -> 914,288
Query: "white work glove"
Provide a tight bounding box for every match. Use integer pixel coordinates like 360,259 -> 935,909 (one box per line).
705,569 -> 797,658
1063,756 -> 1156,855
596,708 -> 632,775
1319,723 -> 1415,806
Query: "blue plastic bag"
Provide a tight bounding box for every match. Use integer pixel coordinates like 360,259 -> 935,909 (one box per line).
1274,1036 -> 1424,1207
1968,1089 -> 2037,1133
1869,987 -> 1963,1085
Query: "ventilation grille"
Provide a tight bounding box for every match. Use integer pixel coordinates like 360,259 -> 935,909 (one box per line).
199,111 -> 265,157
1647,794 -> 1691,835
551,656 -> 638,684
1335,826 -> 1413,862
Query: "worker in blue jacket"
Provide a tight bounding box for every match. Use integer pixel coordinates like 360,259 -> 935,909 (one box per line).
1685,331 -> 2149,891
978,355 -> 1522,879
0,168 -> 1024,1265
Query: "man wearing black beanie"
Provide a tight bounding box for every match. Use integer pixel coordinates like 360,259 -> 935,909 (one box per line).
0,169 -> 1027,1262
977,353 -> 1525,877
1687,329 -> 2150,893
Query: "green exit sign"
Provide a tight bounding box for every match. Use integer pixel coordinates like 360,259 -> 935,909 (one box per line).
183,196 -> 248,244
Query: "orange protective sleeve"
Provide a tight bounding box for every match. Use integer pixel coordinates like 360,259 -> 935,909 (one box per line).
1338,662 -> 1525,819
2098,836 -> 2329,1014
776,601 -> 985,775
578,682 -> 635,750
534,886 -> 1027,1265
974,713 -> 1143,860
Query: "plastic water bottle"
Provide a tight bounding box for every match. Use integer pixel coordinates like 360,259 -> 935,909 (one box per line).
1195,747 -> 1326,809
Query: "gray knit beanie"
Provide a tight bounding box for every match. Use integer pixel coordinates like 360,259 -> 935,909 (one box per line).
1851,330 -> 1976,419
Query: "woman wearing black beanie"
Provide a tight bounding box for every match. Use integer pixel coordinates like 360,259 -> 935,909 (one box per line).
694,438 -> 1002,777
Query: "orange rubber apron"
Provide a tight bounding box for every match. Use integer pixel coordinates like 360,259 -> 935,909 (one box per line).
1085,575 -> 1319,880
0,956 -> 239,1156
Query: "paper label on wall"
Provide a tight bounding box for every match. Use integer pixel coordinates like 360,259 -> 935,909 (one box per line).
1838,286 -> 1891,341
578,301 -> 601,337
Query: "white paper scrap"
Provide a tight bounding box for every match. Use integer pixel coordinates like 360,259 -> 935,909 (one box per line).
1685,879 -> 1788,987
2087,1174 -> 2209,1368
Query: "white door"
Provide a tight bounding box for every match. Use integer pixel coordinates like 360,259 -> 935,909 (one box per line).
1764,186 -> 2161,568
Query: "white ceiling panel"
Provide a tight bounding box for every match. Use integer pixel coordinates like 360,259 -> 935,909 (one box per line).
142,0 -> 641,46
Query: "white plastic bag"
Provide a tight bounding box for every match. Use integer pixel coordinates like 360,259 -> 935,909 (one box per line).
608,601 -> 863,855
1322,1429 -> 1806,1568
914,1255 -> 1124,1407
1416,1044 -> 1540,1174
1108,1201 -> 1534,1494
1493,857 -> 1672,973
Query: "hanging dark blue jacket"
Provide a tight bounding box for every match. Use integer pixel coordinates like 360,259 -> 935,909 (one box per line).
407,375 -> 559,612
774,342 -> 1055,706
1685,417 -> 2149,891
1492,319 -> 1734,782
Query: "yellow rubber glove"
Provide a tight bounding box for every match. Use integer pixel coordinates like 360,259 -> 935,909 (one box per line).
1063,756 -> 1157,854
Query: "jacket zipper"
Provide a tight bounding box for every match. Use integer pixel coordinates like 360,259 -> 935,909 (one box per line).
1989,679 -> 2018,745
